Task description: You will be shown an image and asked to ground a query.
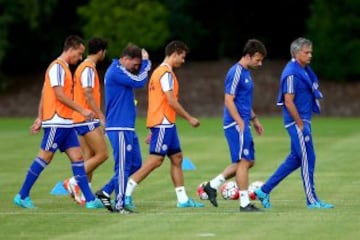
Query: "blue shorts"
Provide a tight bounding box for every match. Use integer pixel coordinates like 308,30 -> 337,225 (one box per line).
149,125 -> 181,157
41,127 -> 80,152
74,122 -> 101,136
224,123 -> 254,163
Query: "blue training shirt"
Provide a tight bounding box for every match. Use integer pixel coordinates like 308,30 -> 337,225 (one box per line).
277,59 -> 322,124
104,59 -> 151,130
223,63 -> 253,126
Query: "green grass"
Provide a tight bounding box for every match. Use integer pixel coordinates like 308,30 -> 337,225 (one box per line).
0,117 -> 359,240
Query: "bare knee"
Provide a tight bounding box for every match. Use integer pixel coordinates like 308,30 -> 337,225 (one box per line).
151,158 -> 163,169
169,153 -> 183,167
239,159 -> 254,168
98,151 -> 109,163
249,161 -> 255,168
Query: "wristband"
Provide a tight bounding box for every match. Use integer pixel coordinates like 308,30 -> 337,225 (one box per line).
250,115 -> 257,121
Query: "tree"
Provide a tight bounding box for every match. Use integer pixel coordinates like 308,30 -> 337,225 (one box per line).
159,0 -> 206,59
307,0 -> 360,81
78,0 -> 170,58
0,0 -> 57,91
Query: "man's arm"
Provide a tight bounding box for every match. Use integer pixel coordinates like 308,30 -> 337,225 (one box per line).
224,93 -> 244,131
250,109 -> 264,135
53,86 -> 94,120
30,90 -> 44,135
165,90 -> 200,127
84,87 -> 105,125
284,93 -> 303,130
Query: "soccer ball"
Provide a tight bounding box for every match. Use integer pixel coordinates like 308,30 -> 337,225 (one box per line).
248,180 -> 264,200
197,181 -> 208,200
220,181 -> 239,200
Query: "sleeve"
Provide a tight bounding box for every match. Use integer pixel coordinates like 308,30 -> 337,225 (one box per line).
81,67 -> 95,88
48,63 -> 65,87
139,59 -> 152,74
224,66 -> 240,95
160,72 -> 173,92
282,75 -> 298,95
116,59 -> 151,88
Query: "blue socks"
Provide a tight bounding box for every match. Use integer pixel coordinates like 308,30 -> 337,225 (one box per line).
18,158 -> 96,203
19,157 -> 48,198
71,161 -> 95,202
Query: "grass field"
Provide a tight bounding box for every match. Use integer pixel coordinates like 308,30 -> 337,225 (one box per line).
0,117 -> 359,240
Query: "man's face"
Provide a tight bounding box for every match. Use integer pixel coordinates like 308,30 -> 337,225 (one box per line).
69,44 -> 85,65
247,52 -> 264,70
123,56 -> 142,74
296,45 -> 312,66
173,51 -> 186,68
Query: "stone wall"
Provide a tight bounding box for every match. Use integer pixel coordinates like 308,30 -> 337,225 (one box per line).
136,60 -> 360,117
0,60 -> 359,117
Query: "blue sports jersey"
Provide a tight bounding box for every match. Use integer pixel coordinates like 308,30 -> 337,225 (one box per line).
104,59 -> 151,130
223,63 -> 253,125
277,59 -> 323,124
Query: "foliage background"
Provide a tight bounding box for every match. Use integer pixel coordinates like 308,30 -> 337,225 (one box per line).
1,0 -> 359,81
0,0 -> 359,117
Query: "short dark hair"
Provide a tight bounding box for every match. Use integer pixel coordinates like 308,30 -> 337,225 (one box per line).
121,43 -> 142,59
63,35 -> 85,51
88,37 -> 108,55
165,40 -> 189,57
242,39 -> 267,58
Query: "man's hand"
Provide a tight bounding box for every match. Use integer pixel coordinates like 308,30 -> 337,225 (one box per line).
253,118 -> 264,135
237,119 -> 245,132
81,109 -> 95,121
30,118 -> 42,135
145,132 -> 152,144
142,48 -> 149,60
189,117 -> 200,128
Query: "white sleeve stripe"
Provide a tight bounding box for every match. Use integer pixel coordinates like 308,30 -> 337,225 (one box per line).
119,61 -> 152,82
57,64 -> 62,86
286,75 -> 294,93
230,65 -> 241,94
87,68 -> 93,87
168,73 -> 173,89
